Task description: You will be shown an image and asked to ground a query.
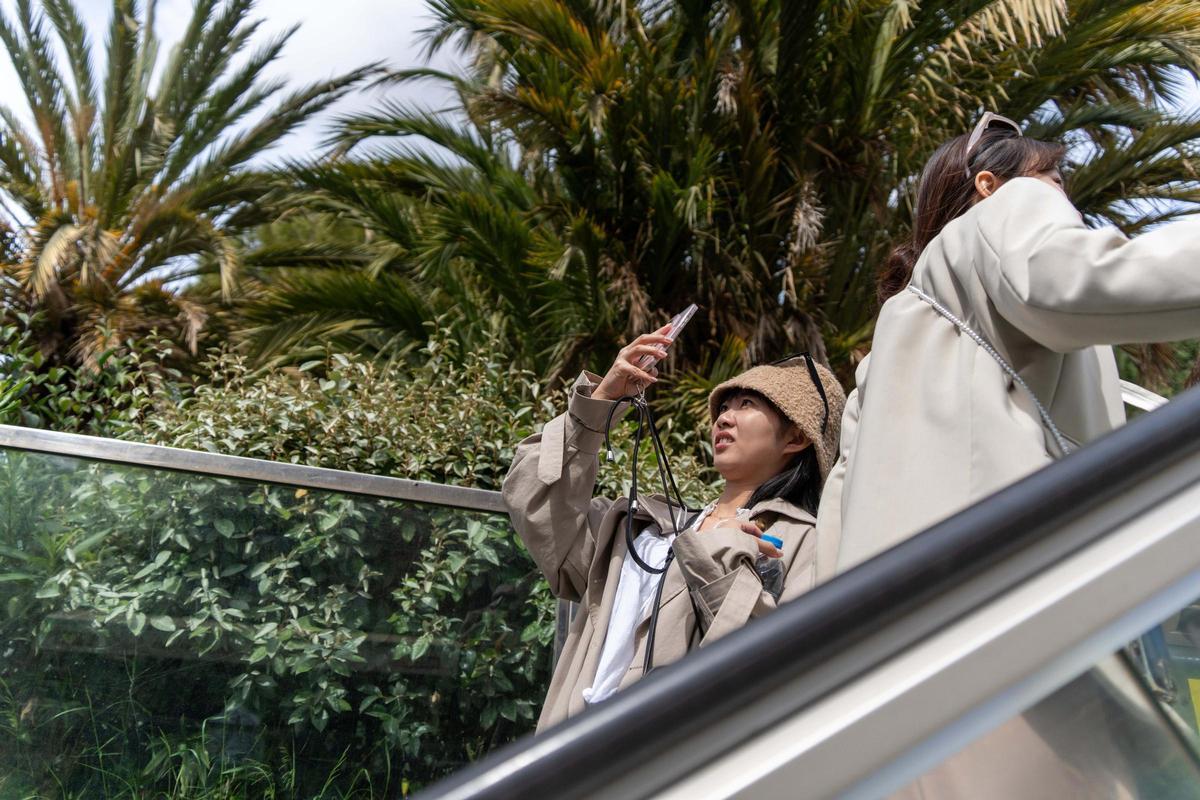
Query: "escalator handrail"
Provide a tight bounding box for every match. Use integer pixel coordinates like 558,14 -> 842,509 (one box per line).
0,424 -> 504,512
421,383 -> 1200,799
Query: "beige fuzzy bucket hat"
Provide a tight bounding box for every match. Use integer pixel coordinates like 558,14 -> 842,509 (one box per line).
708,354 -> 847,483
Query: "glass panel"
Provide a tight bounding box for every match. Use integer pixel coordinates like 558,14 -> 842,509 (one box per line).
0,447 -> 550,797
1134,605 -> 1200,746
896,641 -> 1200,798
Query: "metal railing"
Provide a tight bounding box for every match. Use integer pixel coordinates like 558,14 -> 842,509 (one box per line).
0,424 -> 505,513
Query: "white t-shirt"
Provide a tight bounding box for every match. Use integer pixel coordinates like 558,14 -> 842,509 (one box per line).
582,502 -> 724,705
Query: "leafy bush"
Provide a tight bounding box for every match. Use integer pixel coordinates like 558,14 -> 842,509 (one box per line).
139,334 -> 719,499
0,321 -> 178,437
0,329 -> 720,796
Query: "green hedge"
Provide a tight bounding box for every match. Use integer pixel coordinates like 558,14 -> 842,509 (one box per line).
0,330 -> 719,797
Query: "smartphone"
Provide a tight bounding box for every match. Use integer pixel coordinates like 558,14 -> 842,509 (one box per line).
637,304 -> 698,369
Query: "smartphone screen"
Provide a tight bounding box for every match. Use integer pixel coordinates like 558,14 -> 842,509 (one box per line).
638,304 -> 698,369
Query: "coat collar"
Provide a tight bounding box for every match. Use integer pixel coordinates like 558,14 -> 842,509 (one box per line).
626,493 -> 693,532
746,497 -> 817,527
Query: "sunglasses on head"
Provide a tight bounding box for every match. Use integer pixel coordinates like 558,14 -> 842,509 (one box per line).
765,351 -> 829,434
963,112 -> 1022,179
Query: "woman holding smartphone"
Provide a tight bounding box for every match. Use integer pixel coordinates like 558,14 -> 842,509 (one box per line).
503,331 -> 845,730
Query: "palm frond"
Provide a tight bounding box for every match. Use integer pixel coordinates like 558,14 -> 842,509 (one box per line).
241,0 -> 1200,390
42,0 -> 96,112
29,217 -> 82,296
0,0 -> 380,367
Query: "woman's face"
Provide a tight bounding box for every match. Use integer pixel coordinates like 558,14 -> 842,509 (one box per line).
711,391 -> 807,484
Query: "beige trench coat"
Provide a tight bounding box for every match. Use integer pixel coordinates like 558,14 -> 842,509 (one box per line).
820,176 -> 1200,797
504,372 -> 833,731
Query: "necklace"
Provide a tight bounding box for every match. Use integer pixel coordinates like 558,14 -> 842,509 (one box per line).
697,500 -> 748,530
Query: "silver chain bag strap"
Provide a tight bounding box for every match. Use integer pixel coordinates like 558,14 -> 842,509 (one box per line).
907,284 -> 1073,457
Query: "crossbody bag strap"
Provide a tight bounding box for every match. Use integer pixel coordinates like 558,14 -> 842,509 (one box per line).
907,284 -> 1073,458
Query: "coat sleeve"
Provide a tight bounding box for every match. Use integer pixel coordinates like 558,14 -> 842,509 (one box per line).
671,521 -> 816,644
502,372 -> 627,602
974,177 -> 1200,353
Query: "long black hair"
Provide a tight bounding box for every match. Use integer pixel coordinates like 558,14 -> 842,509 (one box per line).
746,447 -> 821,515
718,389 -> 824,515
878,130 -> 1065,305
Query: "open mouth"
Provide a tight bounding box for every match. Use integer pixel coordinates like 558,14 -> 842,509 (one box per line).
714,431 -> 735,451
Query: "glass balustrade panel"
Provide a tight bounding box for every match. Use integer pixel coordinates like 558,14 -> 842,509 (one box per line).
0,447 -> 550,797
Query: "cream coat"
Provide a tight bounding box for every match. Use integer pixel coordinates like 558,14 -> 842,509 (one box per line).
504,372 -> 834,731
820,176 -> 1200,797
822,176 -> 1200,570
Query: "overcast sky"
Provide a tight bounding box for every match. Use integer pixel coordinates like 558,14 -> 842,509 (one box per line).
0,0 -> 461,163
0,0 -> 1194,165
1180,78 -> 1200,115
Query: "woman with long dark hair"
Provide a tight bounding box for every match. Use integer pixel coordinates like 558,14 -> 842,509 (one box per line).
822,113 -> 1200,571
819,113 -> 1200,798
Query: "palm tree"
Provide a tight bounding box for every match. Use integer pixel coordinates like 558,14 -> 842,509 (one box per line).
246,0 -> 1200,391
240,113 -> 613,377
0,0 -> 378,368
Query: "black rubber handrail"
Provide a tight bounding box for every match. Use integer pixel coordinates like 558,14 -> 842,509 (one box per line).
420,383 -> 1200,800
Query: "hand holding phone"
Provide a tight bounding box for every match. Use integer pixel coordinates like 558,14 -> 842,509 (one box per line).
593,304 -> 699,401
636,304 -> 698,370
